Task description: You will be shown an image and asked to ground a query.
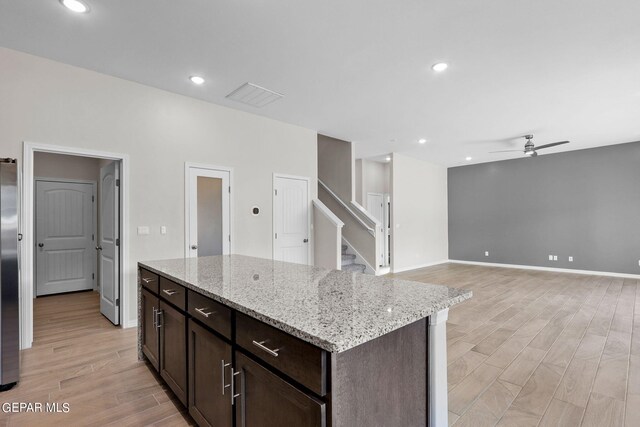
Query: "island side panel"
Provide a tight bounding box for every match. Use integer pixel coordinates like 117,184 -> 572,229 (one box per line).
428,309 -> 449,427
330,318 -> 428,427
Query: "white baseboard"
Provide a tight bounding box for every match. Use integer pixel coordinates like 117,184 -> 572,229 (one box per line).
448,259 -> 640,279
392,260 -> 449,274
123,318 -> 138,328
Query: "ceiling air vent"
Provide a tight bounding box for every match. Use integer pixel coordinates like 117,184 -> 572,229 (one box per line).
225,82 -> 284,108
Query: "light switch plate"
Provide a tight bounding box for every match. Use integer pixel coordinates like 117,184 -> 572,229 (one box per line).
568,256 -> 573,262
160,226 -> 167,235
553,255 -> 558,261
484,251 -> 489,257
549,255 -> 553,261
137,226 -> 150,235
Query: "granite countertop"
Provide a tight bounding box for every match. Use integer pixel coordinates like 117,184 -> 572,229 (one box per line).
139,255 -> 472,353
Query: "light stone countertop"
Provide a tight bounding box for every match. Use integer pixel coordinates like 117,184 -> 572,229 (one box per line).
139,255 -> 472,353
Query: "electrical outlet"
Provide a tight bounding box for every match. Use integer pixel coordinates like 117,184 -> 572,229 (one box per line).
553,255 -> 558,261
549,255 -> 553,261
137,226 -> 150,235
160,226 -> 167,235
485,251 -> 489,257
568,256 -> 573,262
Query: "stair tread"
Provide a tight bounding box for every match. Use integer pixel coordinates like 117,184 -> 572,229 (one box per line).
342,263 -> 366,273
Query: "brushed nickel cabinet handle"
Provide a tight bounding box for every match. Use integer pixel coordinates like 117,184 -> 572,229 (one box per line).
195,307 -> 215,318
162,289 -> 178,296
230,368 -> 241,405
252,340 -> 280,357
221,360 -> 232,395
156,310 -> 163,329
152,307 -> 157,327
142,277 -> 156,284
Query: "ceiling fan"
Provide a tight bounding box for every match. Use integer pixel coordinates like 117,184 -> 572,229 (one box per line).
490,135 -> 569,157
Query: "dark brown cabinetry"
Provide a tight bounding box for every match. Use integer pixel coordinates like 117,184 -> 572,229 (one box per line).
159,300 -> 188,406
188,320 -> 233,427
141,287 -> 160,370
234,352 -> 326,427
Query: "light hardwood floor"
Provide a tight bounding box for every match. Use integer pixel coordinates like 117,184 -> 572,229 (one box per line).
396,263 -> 639,427
1,264 -> 638,426
0,291 -> 193,426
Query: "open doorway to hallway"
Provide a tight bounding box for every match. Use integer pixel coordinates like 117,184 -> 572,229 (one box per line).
32,152 -> 122,334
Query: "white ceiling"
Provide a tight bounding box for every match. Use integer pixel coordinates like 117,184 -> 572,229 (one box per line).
1,0 -> 639,166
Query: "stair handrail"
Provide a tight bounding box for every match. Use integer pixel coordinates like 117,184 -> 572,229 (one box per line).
318,179 -> 375,236
312,199 -> 344,228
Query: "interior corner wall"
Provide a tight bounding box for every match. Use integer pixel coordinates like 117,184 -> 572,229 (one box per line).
391,153 -> 448,272
447,141 -> 640,275
0,47 -> 318,326
317,134 -> 354,202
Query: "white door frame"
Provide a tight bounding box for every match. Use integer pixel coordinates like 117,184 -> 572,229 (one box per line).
184,162 -> 234,258
22,141 -> 130,350
34,177 -> 98,294
272,173 -> 312,265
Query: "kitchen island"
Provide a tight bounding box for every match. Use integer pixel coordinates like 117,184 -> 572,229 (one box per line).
138,255 -> 471,427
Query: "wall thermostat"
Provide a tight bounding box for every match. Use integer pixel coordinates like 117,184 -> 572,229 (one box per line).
252,206 -> 260,216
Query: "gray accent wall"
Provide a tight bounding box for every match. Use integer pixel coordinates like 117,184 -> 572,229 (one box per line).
448,141 -> 640,275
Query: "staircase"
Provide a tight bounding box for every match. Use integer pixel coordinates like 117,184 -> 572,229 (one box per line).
341,244 -> 366,273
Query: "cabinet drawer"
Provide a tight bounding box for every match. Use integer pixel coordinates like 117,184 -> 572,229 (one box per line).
159,277 -> 186,311
236,312 -> 327,396
188,291 -> 232,340
140,268 -> 159,294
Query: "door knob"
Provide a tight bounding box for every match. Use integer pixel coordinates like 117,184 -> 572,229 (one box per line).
95,245 -> 103,251
191,245 -> 198,250
303,238 -> 309,243
38,243 -> 44,248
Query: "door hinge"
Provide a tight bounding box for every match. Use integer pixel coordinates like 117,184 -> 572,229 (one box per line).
92,273 -> 95,280
228,235 -> 231,242
116,238 -> 120,246
92,195 -> 95,202
116,298 -> 120,307
275,233 -> 278,239
274,189 -> 278,196
228,186 -> 231,193
116,179 -> 120,187
92,234 -> 95,241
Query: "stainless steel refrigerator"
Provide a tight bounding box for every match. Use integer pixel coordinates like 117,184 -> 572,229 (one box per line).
0,158 -> 19,391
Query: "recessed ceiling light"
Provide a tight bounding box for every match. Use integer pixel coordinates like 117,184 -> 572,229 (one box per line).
60,0 -> 90,13
418,138 -> 427,144
432,62 -> 448,72
385,156 -> 391,162
189,76 -> 205,85
465,156 -> 473,161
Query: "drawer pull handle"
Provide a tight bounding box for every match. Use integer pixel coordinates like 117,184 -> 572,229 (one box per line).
221,360 -> 232,395
142,277 -> 155,284
195,307 -> 215,318
252,340 -> 280,357
162,289 -> 178,296
156,310 -> 163,329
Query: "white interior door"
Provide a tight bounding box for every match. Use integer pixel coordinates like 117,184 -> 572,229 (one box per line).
187,166 -> 230,257
99,161 -> 120,325
273,175 -> 310,265
36,180 -> 95,296
367,192 -> 385,266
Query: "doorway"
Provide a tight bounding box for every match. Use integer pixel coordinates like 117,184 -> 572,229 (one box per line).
185,163 -> 232,258
21,143 -> 130,350
367,192 -> 391,267
273,174 -> 311,265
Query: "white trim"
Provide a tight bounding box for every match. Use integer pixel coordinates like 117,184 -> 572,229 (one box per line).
448,259 -> 640,279
34,178 -> 97,294
392,260 -> 450,274
318,179 -> 375,235
184,162 -> 234,258
22,142 -> 131,350
351,199 -> 382,228
273,173 -> 312,265
341,237 -> 376,275
312,199 -> 344,228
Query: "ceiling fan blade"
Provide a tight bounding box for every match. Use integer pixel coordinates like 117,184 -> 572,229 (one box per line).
535,141 -> 570,150
489,149 -> 522,153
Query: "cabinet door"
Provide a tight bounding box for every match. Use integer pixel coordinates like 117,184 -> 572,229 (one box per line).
188,320 -> 233,427
159,300 -> 188,405
141,288 -> 159,370
234,352 -> 325,427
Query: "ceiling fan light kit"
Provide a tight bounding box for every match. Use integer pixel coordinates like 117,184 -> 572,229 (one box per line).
489,134 -> 569,158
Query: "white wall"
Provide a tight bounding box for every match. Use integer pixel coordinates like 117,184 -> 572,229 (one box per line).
34,152 -> 101,182
355,159 -> 390,205
0,47 -> 317,327
391,153 -> 448,272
